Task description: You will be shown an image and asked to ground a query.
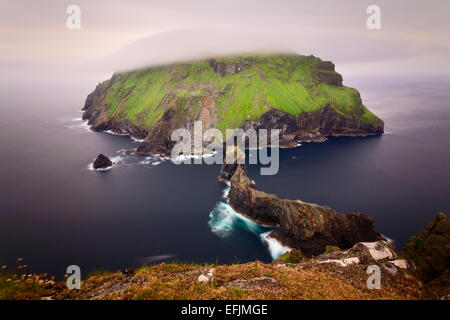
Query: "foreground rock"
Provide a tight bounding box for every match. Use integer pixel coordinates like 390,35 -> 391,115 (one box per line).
30,247 -> 425,300
93,154 -> 113,169
313,240 -> 399,266
227,165 -> 381,256
197,268 -> 215,285
401,212 -> 449,298
278,240 -> 411,273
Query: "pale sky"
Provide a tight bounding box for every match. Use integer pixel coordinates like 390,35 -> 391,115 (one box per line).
1,0 -> 450,76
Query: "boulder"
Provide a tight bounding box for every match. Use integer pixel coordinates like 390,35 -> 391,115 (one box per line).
197,274 -> 209,284
314,240 -> 397,266
197,268 -> 215,285
93,154 -> 113,169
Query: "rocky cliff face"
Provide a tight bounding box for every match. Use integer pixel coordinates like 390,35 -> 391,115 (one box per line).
311,61 -> 343,86
209,57 -> 257,76
401,212 -> 449,298
82,54 -> 384,155
136,88 -> 219,154
242,104 -> 383,146
226,165 -> 381,256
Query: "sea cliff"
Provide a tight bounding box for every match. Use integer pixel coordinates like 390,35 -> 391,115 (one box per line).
82,54 -> 384,155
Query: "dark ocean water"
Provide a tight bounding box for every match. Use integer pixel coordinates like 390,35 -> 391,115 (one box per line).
0,73 -> 449,278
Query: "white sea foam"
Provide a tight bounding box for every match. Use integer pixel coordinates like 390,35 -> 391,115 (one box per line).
87,155 -> 123,171
208,186 -> 287,260
208,185 -> 267,237
66,118 -> 90,131
209,202 -> 236,237
117,148 -> 128,155
381,234 -> 395,244
260,231 -> 291,259
105,130 -> 128,136
170,151 -> 217,164
104,130 -> 146,143
138,154 -> 169,166
131,137 -> 145,143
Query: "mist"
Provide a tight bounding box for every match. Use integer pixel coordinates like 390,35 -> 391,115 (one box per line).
1,0 -> 449,80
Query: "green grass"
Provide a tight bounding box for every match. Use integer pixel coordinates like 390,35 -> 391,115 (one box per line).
89,54 -> 382,133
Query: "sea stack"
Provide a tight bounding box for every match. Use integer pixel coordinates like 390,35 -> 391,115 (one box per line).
93,154 -> 113,169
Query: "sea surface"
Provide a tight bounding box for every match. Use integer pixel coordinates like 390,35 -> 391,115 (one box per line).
0,71 -> 449,278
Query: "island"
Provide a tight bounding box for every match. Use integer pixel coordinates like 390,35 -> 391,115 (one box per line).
82,54 -> 384,154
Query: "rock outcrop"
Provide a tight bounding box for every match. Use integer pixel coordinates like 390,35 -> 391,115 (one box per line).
135,88 -> 219,154
219,163 -> 247,182
93,154 -> 113,169
242,105 -> 383,146
313,240 -> 398,266
401,212 -> 449,298
227,165 -> 381,256
209,57 -> 256,76
278,240 -> 410,271
311,61 -> 343,86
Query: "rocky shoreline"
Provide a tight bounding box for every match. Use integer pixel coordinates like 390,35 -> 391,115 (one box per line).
82,105 -> 384,156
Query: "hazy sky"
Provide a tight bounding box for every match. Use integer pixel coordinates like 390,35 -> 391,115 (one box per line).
1,0 -> 450,76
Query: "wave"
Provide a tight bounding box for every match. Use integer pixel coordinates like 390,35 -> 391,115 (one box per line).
381,233 -> 394,244
260,230 -> 291,260
170,151 -> 217,164
208,185 -> 267,236
208,185 -> 289,259
66,118 -> 90,131
131,137 -> 144,143
105,130 -> 128,136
